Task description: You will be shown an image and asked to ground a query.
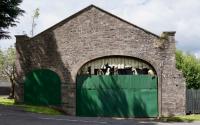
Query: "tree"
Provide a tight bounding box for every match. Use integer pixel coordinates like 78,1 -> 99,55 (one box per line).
0,50 -> 5,78
0,0 -> 25,39
0,47 -> 16,98
30,8 -> 39,36
176,50 -> 200,89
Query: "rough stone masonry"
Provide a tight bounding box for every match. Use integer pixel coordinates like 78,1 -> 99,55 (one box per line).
15,5 -> 186,116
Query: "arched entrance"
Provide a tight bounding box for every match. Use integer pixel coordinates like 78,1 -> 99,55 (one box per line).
24,69 -> 61,105
76,56 -> 158,117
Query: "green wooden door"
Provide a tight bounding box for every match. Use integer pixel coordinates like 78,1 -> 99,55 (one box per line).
76,75 -> 158,117
24,69 -> 61,105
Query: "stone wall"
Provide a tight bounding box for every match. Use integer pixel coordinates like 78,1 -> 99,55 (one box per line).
15,5 -> 186,116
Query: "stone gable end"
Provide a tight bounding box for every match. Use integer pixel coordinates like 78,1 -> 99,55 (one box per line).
15,5 -> 185,116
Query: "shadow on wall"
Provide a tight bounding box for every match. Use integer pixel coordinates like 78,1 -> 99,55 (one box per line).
16,31 -> 74,84
76,75 -> 157,118
15,31 -> 74,103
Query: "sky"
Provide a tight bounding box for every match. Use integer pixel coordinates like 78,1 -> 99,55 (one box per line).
0,0 -> 200,58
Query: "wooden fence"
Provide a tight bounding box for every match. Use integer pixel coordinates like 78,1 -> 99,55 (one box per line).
186,89 -> 200,114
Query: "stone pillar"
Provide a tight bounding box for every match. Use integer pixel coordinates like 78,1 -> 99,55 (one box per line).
15,35 -> 29,103
160,31 -> 186,116
62,83 -> 76,115
162,31 -> 176,54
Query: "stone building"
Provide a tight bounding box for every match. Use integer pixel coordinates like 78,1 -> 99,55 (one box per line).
15,5 -> 185,117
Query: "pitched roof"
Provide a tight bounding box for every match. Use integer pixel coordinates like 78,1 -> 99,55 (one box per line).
31,4 -> 160,39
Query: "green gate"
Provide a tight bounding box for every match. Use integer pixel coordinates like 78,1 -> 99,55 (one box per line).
24,69 -> 61,105
76,75 -> 158,117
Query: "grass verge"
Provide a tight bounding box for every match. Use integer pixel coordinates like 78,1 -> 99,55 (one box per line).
160,115 -> 200,122
0,96 -> 14,106
2,97 -> 200,121
0,96 -> 63,115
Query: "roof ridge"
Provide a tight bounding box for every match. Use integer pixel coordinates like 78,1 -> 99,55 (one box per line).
29,4 -> 94,40
91,5 -> 160,38
30,4 -> 160,40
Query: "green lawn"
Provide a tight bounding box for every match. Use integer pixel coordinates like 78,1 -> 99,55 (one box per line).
0,97 -> 63,115
161,115 -> 200,122
0,96 -> 14,106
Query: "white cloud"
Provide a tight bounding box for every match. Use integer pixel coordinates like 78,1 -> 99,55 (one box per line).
0,0 -> 200,56
118,0 -> 200,53
195,51 -> 200,59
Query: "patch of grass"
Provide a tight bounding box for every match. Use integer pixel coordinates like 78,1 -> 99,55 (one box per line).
0,96 -> 15,106
160,115 -> 200,122
0,96 -> 62,115
21,105 -> 63,115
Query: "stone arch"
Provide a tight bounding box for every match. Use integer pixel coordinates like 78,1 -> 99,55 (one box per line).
80,55 -> 156,74
73,54 -> 161,116
76,55 -> 160,115
73,54 -> 160,81
25,66 -> 64,83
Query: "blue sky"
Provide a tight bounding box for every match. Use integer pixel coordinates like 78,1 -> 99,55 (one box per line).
1,0 -> 200,58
